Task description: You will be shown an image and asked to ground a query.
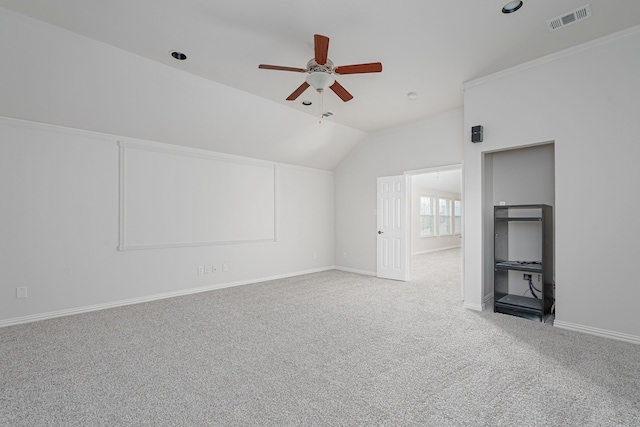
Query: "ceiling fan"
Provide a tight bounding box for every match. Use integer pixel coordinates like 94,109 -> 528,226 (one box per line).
259,34 -> 382,103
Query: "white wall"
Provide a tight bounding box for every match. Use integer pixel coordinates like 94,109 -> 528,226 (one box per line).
490,144 -> 555,207
334,110 -> 464,275
0,117 -> 335,325
411,187 -> 461,254
463,26 -> 640,342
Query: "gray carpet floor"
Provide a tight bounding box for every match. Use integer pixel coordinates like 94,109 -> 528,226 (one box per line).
1,248 -> 639,426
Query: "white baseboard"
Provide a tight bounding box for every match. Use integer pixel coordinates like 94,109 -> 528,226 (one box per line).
334,266 -> 377,276
412,245 -> 461,256
463,301 -> 484,311
462,292 -> 492,312
0,266 -> 335,328
554,320 -> 640,345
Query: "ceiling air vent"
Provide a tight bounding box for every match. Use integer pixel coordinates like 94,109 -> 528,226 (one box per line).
547,4 -> 592,32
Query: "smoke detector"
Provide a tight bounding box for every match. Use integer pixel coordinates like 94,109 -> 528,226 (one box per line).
547,4 -> 592,32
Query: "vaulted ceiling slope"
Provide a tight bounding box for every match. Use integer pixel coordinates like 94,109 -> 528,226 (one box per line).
1,1 -> 639,170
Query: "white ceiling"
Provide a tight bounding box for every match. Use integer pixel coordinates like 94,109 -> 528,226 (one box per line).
1,1 -> 639,168
413,170 -> 462,194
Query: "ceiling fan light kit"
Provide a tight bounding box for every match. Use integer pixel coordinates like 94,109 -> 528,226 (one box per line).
258,34 -> 382,106
306,72 -> 335,92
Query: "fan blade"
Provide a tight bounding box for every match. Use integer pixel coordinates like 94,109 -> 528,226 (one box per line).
286,81 -> 311,101
259,64 -> 306,72
314,34 -> 330,65
329,80 -> 353,102
334,62 -> 383,75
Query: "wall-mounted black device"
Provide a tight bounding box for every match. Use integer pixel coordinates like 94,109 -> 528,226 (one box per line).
471,125 -> 483,143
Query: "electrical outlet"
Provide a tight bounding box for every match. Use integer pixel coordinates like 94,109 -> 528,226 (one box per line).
204,266 -> 211,274
222,263 -> 228,272
523,274 -> 532,281
198,266 -> 204,275
16,287 -> 27,299
343,251 -> 347,259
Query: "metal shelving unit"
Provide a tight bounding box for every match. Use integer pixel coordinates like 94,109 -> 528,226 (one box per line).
494,204 -> 553,321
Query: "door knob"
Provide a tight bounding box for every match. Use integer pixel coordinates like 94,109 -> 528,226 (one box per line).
378,230 -> 384,234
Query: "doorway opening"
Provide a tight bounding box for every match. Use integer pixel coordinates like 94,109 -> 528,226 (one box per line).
375,164 -> 464,298
410,170 -> 462,255
408,164 -> 463,298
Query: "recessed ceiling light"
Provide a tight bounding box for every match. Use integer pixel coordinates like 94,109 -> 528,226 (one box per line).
502,1 -> 523,14
407,92 -> 418,100
170,51 -> 187,60
301,100 -> 312,106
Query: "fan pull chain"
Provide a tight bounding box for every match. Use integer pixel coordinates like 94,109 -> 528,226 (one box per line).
319,89 -> 323,124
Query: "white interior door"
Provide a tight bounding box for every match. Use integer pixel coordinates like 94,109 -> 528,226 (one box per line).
377,175 -> 409,281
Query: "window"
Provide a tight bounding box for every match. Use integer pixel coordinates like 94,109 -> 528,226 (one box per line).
419,196 -> 461,237
420,196 -> 435,236
439,198 -> 452,235
454,200 -> 462,235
